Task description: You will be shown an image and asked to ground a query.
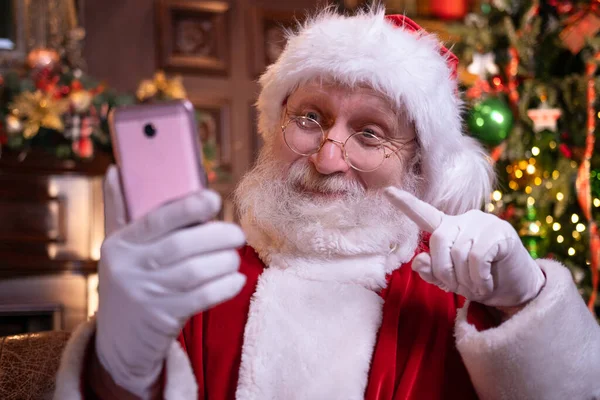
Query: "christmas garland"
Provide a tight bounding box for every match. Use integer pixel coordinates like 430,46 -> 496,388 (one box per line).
0,53 -> 225,183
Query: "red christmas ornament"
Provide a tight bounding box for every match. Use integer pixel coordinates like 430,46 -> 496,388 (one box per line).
73,136 -> 93,158
466,79 -> 493,100
72,116 -> 94,158
429,0 -> 468,20
27,48 -> 60,71
491,75 -> 505,91
560,6 -> 600,54
35,74 -> 60,94
559,143 -> 573,158
548,0 -> 574,14
71,80 -> 83,91
498,204 -> 516,221
557,2 -> 574,14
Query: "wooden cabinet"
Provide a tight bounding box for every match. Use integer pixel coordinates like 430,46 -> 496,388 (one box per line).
0,152 -> 109,334
0,152 -> 109,279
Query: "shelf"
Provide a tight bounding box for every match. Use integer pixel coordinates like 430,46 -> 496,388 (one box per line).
0,257 -> 98,279
0,150 -> 112,176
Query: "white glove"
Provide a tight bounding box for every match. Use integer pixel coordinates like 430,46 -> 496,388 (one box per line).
384,187 -> 545,308
95,166 -> 247,399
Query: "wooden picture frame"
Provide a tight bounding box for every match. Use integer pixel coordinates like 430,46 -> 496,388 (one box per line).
0,0 -> 28,72
156,0 -> 230,75
247,7 -> 300,78
190,97 -> 232,184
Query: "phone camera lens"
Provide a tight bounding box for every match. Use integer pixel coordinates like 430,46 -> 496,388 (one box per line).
144,123 -> 157,138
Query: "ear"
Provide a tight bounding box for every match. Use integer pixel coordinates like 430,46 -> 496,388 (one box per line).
424,136 -> 495,215
103,165 -> 128,236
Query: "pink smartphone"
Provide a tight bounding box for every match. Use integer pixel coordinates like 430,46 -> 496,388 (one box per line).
108,100 -> 207,222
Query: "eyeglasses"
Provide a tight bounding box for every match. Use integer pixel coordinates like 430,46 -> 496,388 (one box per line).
281,116 -> 415,172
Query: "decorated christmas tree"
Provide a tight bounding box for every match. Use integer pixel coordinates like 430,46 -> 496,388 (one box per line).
451,0 -> 600,318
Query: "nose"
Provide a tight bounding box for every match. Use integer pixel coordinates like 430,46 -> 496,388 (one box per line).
308,125 -> 351,175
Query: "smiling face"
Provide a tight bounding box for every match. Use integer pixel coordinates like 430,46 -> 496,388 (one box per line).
234,79 -> 421,259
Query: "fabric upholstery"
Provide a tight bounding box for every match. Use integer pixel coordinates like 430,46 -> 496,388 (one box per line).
0,331 -> 71,400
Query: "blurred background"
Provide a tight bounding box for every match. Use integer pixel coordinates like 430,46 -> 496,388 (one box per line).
0,0 -> 598,337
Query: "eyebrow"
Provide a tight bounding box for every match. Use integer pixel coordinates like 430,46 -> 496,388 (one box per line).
287,86 -> 410,137
351,111 -> 397,135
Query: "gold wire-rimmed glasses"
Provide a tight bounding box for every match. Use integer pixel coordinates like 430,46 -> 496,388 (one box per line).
281,115 -> 415,172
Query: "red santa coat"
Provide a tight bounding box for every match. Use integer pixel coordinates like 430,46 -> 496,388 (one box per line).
177,245 -> 497,400
53,241 -> 600,400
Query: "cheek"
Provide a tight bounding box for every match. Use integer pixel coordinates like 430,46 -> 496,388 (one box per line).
357,157 -> 405,189
272,129 -> 303,164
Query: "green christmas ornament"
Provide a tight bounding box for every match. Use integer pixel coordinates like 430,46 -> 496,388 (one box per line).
467,97 -> 514,146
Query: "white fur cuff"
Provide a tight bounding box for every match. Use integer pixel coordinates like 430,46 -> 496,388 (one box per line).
53,318 -> 198,400
455,259 -> 600,400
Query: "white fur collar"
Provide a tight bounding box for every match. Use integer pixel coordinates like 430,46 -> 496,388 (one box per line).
235,223 -> 419,399
235,264 -> 384,400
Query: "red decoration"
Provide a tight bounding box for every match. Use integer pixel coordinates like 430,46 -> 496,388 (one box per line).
71,116 -> 94,158
496,3 -> 536,114
26,48 -> 60,71
557,2 -> 574,14
429,0 -> 468,20
574,51 -> 600,315
489,141 -> 506,164
466,79 -> 493,100
71,80 -> 83,91
559,143 -> 572,158
36,75 -> 58,93
491,76 -> 504,91
506,47 -> 520,112
73,136 -> 93,158
548,0 -> 574,14
498,204 -> 516,221
560,4 -> 600,54
0,121 -> 7,145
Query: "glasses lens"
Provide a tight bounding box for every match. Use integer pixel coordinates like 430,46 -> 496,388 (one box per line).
345,132 -> 386,172
283,116 -> 324,155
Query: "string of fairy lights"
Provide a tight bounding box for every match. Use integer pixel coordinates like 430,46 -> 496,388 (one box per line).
487,142 -> 597,261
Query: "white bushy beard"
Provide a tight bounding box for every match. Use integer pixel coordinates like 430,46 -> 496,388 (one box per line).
233,143 -> 421,266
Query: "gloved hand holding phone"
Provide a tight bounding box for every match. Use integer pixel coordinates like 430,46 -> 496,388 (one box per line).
95,166 -> 246,399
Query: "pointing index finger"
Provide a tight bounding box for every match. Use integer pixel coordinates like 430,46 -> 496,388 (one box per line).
384,187 -> 445,233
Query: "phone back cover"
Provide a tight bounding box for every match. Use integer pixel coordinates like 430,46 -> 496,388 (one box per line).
110,101 -> 205,221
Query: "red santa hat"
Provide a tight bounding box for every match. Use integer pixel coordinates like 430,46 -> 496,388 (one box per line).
256,7 -> 494,215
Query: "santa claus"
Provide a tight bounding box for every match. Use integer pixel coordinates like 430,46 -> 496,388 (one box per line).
54,7 -> 600,400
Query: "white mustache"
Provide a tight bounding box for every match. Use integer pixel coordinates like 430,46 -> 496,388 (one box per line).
286,161 -> 365,197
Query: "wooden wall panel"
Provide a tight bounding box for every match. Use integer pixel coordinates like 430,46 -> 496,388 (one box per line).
0,198 -> 65,242
83,0 -> 322,198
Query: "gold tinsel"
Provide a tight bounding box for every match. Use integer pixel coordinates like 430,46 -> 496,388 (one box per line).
10,91 -> 70,138
136,71 -> 187,101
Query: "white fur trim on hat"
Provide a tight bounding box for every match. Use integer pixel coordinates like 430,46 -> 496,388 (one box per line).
256,6 -> 493,215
